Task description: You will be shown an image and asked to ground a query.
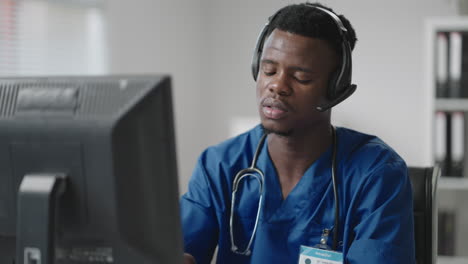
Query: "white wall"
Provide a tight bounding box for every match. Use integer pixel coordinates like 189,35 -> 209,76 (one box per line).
105,0 -> 207,194
105,0 -> 460,194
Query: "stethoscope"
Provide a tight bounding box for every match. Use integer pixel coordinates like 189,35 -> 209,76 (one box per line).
229,126 -> 340,256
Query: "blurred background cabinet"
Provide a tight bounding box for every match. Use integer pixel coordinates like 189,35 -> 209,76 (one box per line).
425,17 -> 468,263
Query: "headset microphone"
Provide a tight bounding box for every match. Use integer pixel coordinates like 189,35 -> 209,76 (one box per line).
316,84 -> 357,112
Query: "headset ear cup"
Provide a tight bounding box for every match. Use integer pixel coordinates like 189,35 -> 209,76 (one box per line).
251,51 -> 260,81
328,39 -> 353,101
252,24 -> 271,81
327,71 -> 339,99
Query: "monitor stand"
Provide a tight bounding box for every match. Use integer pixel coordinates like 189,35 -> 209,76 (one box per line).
16,174 -> 67,264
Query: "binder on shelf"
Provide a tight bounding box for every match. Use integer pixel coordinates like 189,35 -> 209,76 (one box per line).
461,32 -> 468,98
435,111 -> 447,164
437,209 -> 456,256
444,112 -> 454,176
452,111 -> 464,176
449,32 -> 462,98
436,32 -> 449,98
434,111 -> 465,177
437,32 -> 449,97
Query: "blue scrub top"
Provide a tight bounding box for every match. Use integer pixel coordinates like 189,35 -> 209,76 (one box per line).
181,125 -> 415,264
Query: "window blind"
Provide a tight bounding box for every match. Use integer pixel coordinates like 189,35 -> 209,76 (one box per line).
0,0 -> 107,77
0,0 -> 18,75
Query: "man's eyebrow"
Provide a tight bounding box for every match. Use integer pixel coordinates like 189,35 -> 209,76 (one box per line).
260,59 -> 315,73
289,66 -> 314,74
260,59 -> 277,65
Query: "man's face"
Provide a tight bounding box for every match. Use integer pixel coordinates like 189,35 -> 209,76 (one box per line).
256,29 -> 338,136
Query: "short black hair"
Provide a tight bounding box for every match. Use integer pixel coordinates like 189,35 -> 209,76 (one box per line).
266,2 -> 357,56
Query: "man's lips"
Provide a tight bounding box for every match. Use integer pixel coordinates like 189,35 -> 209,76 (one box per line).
261,98 -> 290,120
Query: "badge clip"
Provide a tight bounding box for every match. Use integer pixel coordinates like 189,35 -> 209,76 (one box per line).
315,228 -> 331,250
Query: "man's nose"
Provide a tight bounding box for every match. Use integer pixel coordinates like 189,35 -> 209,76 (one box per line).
268,72 -> 292,96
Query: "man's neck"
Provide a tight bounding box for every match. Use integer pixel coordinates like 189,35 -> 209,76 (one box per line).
267,123 -> 333,199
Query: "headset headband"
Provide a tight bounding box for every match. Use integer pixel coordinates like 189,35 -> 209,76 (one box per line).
251,4 -> 357,111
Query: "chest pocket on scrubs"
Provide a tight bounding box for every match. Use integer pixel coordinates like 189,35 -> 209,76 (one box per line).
231,176 -> 262,251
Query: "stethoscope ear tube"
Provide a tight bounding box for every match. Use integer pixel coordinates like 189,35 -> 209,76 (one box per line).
250,133 -> 268,169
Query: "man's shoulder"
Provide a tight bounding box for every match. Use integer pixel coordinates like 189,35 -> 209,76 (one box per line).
337,126 -> 406,170
337,127 -> 408,196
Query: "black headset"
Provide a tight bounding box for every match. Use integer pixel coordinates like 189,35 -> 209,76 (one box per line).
251,3 -> 357,112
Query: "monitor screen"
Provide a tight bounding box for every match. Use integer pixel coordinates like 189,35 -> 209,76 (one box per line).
0,75 -> 183,264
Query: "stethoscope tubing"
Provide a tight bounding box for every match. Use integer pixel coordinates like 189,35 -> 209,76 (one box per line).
230,169 -> 264,256
230,133 -> 267,256
229,127 -> 339,255
331,126 -> 339,250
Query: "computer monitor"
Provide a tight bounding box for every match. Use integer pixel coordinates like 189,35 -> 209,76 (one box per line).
0,75 -> 183,264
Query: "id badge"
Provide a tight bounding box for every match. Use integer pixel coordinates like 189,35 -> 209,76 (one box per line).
298,245 -> 343,264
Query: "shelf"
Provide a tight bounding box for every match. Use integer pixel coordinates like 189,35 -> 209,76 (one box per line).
438,256 -> 468,264
427,18 -> 468,261
435,98 -> 468,112
438,177 -> 468,190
